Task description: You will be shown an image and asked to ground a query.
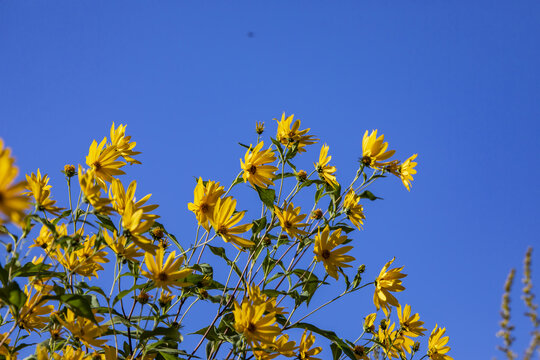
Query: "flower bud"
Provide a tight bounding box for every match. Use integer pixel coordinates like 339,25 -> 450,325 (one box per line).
310,209 -> 323,220
296,170 -> 307,182
63,164 -> 76,178
150,227 -> 164,240
255,122 -> 265,135
137,291 -> 151,304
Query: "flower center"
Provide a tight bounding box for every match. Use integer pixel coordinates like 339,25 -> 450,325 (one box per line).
200,203 -> 209,213
361,156 -> 372,166
247,322 -> 257,333
218,225 -> 228,235
283,220 -> 292,229
158,272 -> 168,281
248,165 -> 257,175
92,161 -> 102,171
321,249 -> 331,259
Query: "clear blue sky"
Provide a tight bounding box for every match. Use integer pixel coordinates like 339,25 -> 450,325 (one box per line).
1,1 -> 539,359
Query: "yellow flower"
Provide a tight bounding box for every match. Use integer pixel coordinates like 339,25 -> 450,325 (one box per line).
255,121 -> 265,135
253,334 -> 297,359
211,196 -> 254,248
428,325 -> 453,360
248,284 -> 287,315
86,137 -> 125,189
274,203 -> 308,239
109,179 -> 159,219
313,226 -> 355,280
373,257 -> 407,316
18,286 -> 54,333
377,321 -> 404,359
314,144 -> 338,188
363,312 -> 377,333
55,346 -> 86,360
343,190 -> 365,230
0,333 -> 17,360
298,330 -> 322,360
36,345 -> 48,360
102,229 -> 143,262
56,310 -> 108,349
353,345 -> 369,360
398,154 -> 418,191
398,304 -> 426,338
158,291 -> 175,307
78,165 -> 112,213
241,141 -> 278,189
0,139 -> 29,226
30,223 -> 67,252
25,169 -> 63,215
275,113 -> 318,153
56,234 -> 109,279
187,177 -> 225,230
233,300 -> 281,345
142,247 -> 192,292
361,130 -> 396,169
109,122 -> 141,165
122,200 -> 157,254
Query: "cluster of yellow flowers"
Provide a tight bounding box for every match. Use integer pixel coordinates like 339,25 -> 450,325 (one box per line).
0,113 -> 452,360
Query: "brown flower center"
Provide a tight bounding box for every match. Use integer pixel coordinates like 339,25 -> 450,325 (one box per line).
200,203 -> 209,213
92,161 -> 102,171
218,225 -> 228,235
248,165 -> 257,175
321,249 -> 331,259
283,220 -> 292,229
158,272 -> 168,281
247,322 -> 257,333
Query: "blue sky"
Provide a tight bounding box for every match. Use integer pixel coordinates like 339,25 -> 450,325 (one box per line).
1,1 -> 539,358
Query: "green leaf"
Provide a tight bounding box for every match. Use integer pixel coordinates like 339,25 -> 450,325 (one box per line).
270,137 -> 284,157
255,186 -> 276,209
314,185 -> 325,204
95,213 -> 117,232
140,326 -> 182,342
238,142 -> 251,150
43,294 -> 97,323
359,190 -> 382,201
331,342 -> 343,360
0,263 -> 10,286
251,216 -> 267,235
113,283 -> 148,306
0,281 -> 27,316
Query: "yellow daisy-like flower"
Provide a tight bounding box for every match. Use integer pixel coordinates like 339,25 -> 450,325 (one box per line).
314,144 -> 338,188
18,286 -> 54,333
353,345 -> 369,360
428,325 -> 453,360
253,334 -> 297,359
187,177 -> 225,230
110,122 -> 141,165
298,330 -> 322,360
361,130 -> 396,169
275,113 -> 318,153
274,203 -> 308,239
0,139 -> 29,226
56,310 -> 108,349
102,229 -> 143,262
122,200 -> 157,254
78,165 -> 112,213
109,179 -> 159,219
398,154 -> 418,191
343,190 -> 365,230
211,196 -> 254,248
398,304 -> 426,338
30,223 -> 67,252
142,247 -> 192,292
373,257 -> 407,317
56,234 -> 109,279
313,225 -> 355,280
377,321 -> 404,359
363,312 -> 377,333
24,169 -> 63,215
241,141 -> 278,189
248,284 -> 287,315
86,137 -> 125,189
233,300 -> 281,345
0,333 -> 17,360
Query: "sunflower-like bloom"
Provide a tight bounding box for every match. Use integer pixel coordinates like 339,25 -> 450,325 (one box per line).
122,200 -> 157,254
78,165 -> 112,213
233,300 -> 281,345
110,122 -> 141,165
373,257 -> 407,316
86,137 -> 125,189
103,229 -> 144,262
393,154 -> 418,191
0,333 -> 17,360
56,346 -> 86,360
56,310 -> 108,349
158,291 -> 175,308
377,321 -> 404,359
18,286 -> 54,333
343,190 -> 365,230
187,177 -> 225,230
398,304 -> 426,338
313,226 -> 355,280
427,325 -> 453,360
298,330 -> 322,360
253,334 -> 297,359
109,179 -> 159,219
361,130 -> 396,169
363,313 -> 377,333
24,169 -> 63,215
275,113 -> 318,153
314,144 -> 338,188
248,284 -> 287,315
142,247 -> 192,292
241,142 -> 278,189
30,223 -> 67,252
274,203 -> 308,239
0,139 -> 29,226
211,196 -> 254,248
353,345 -> 369,360
56,234 -> 109,279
